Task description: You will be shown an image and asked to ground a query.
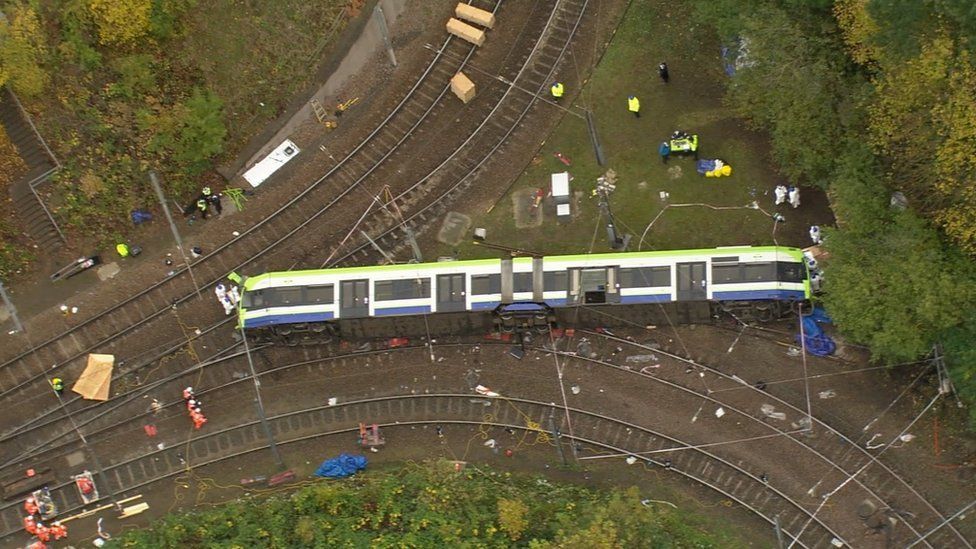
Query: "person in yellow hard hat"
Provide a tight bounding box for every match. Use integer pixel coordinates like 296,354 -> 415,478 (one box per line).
550,82 -> 564,101
51,377 -> 64,395
628,95 -> 640,118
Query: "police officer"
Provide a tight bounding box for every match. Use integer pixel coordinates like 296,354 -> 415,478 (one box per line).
204,186 -> 223,215
550,82 -> 564,101
658,61 -> 669,83
196,198 -> 209,219
50,377 -> 64,396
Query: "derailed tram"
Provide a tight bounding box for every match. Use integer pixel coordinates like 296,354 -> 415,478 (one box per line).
237,246 -> 810,344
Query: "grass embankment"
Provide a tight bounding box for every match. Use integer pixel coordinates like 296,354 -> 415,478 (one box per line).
443,0 -> 809,259
111,460 -> 740,547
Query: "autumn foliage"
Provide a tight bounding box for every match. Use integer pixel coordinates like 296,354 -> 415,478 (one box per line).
87,0 -> 152,46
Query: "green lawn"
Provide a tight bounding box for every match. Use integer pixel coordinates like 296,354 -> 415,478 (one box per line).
444,0 -> 793,259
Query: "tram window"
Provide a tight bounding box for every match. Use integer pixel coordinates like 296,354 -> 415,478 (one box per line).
544,271 -> 568,291
744,263 -> 775,282
275,287 -> 304,305
242,290 -> 264,308
619,267 -> 670,288
375,278 -> 431,301
513,272 -> 533,293
712,256 -> 739,264
711,264 -> 743,284
472,274 -> 501,295
305,285 -> 334,304
777,261 -> 805,283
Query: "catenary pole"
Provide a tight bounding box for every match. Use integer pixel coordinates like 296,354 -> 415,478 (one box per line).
149,171 -> 202,298
240,324 -> 285,469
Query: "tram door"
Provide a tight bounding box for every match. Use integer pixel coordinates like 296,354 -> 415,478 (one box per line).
339,279 -> 370,318
436,274 -> 466,312
676,262 -> 707,300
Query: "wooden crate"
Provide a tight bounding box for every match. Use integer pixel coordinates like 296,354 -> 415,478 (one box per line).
446,18 -> 485,47
455,3 -> 495,28
451,72 -> 476,103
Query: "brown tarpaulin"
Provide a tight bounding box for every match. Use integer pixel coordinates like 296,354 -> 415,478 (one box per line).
72,354 -> 114,401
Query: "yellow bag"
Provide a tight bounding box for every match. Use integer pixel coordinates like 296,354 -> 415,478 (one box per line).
721,165 -> 732,176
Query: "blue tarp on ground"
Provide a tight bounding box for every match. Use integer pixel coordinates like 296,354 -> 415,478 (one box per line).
796,307 -> 835,356
314,453 -> 368,478
696,159 -> 721,174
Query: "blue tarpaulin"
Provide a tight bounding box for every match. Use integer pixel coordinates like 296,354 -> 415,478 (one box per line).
314,454 -> 368,478
796,307 -> 835,356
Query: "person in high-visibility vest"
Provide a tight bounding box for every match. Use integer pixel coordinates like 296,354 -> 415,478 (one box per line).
116,243 -> 129,258
50,378 -> 64,395
628,95 -> 640,118
550,82 -> 564,100
196,198 -> 209,219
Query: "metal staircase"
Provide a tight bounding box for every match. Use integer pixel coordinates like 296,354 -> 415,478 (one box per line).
0,86 -> 63,250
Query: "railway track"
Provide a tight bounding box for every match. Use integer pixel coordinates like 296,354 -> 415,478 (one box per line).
324,0 -> 591,266
0,341 -> 454,470
0,394 -> 845,547
0,0 -> 509,395
1,0 -> 597,424
575,328 -> 973,548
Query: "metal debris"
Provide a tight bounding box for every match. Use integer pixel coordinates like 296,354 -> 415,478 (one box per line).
760,404 -> 786,421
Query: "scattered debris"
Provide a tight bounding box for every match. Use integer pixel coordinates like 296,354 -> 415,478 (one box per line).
818,389 -> 836,399
625,456 -> 637,465
483,439 -> 497,448
639,365 -> 660,374
760,404 -> 786,421
786,347 -> 801,357
571,385 -> 581,395
865,433 -> 884,450
475,385 -> 500,397
327,397 -> 338,406
625,354 -> 658,364
714,407 -> 726,418
791,417 -> 811,431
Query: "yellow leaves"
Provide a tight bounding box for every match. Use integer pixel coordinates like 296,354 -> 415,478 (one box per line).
833,0 -> 881,65
0,126 -> 27,190
87,0 -> 152,46
0,3 -> 49,96
78,172 -> 106,198
869,32 -> 954,154
497,498 -> 529,541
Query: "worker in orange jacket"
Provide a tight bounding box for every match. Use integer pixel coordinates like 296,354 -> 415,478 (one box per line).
24,496 -> 39,515
35,524 -> 51,542
50,521 -> 67,540
23,515 -> 38,534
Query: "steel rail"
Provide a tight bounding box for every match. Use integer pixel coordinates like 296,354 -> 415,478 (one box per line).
0,1 -> 522,403
569,329 -> 971,548
329,0 -> 591,266
0,340 -> 505,473
0,0 -> 501,386
0,394 -> 844,547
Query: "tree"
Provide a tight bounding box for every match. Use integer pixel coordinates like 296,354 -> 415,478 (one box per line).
87,0 -> 152,46
822,209 -> 975,363
143,87 -> 226,183
497,498 -> 529,541
833,0 -> 882,66
719,4 -> 852,187
0,3 -> 49,97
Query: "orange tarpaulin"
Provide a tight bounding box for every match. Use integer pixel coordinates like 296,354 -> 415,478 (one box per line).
72,354 -> 114,401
